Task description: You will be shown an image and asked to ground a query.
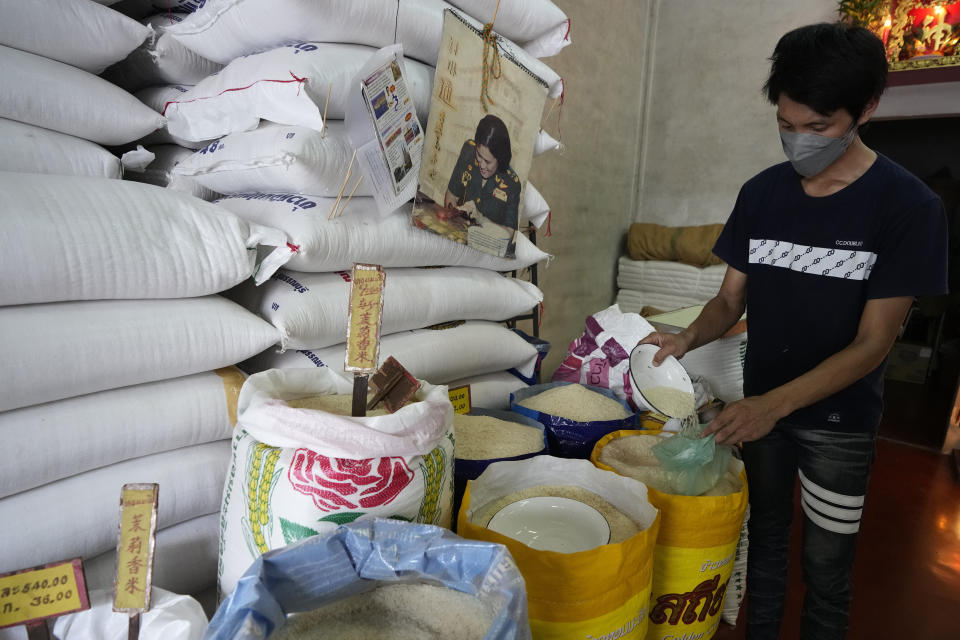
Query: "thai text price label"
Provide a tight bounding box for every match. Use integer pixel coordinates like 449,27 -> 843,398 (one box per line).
0,559 -> 88,629
345,264 -> 385,373
114,484 -> 158,613
448,385 -> 471,414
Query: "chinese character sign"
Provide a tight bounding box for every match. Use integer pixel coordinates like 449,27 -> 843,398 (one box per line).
113,484 -> 158,613
345,264 -> 386,373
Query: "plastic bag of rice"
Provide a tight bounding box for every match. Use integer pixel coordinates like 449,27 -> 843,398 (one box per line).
205,519 -> 531,640
511,382 -> 636,459
459,455 -> 659,640
451,409 -> 547,524
592,430 -> 748,640
218,368 -> 455,597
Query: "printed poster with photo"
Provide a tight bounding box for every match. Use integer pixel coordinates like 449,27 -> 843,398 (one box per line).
413,10 -> 549,259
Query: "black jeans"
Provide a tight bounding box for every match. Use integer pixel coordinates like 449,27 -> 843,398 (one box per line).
742,423 -> 876,640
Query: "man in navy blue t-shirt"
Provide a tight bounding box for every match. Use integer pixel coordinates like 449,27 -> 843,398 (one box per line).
641,23 -> 948,640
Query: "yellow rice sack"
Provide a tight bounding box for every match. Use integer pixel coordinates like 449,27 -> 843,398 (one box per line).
592,430 -> 748,640
458,455 -> 660,640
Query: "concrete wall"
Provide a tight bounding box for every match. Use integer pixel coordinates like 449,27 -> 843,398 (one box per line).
530,0 -> 654,376
636,0 -> 836,226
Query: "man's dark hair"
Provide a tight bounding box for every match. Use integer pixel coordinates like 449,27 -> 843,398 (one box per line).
474,114 -> 512,171
764,22 -> 888,120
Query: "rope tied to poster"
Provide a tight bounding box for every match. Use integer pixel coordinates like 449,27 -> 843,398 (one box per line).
480,22 -> 502,113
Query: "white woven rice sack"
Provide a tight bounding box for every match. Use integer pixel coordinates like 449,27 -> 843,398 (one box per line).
445,371 -> 529,410
173,122 -> 371,197
164,42 -> 434,143
124,144 -> 220,200
135,84 -> 209,149
219,369 -> 455,595
678,334 -> 747,403
0,172 -> 287,305
166,0 -> 450,66
233,267 -> 542,350
214,195 -> 549,272
103,13 -> 224,91
243,321 -> 539,384
0,0 -> 151,74
0,442 -> 229,574
83,513 -> 219,597
113,0 -> 204,18
0,296 -> 280,413
522,183 -> 550,229
50,588 -> 208,640
0,367 -> 244,499
449,0 -> 570,58
0,118 -> 121,178
0,45 -> 165,146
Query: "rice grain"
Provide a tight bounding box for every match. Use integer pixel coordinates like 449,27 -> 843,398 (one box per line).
516,384 -> 630,422
453,414 -> 544,460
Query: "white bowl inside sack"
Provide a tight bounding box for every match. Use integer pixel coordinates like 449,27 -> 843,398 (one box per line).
629,343 -> 695,418
487,496 -> 610,553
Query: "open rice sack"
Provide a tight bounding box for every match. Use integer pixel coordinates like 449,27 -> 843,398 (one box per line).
452,409 -> 548,525
218,368 -> 455,596
591,430 -> 748,640
511,382 -> 637,459
458,455 -> 659,640
208,519 -> 531,640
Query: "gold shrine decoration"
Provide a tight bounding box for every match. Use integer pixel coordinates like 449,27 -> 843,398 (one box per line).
844,1 -> 960,71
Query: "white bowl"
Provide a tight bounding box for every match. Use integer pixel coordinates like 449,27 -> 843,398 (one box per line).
487,496 -> 610,553
628,343 -> 695,418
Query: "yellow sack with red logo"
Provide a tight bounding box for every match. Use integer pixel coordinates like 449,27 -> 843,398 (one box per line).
458,455 -> 660,640
592,430 -> 748,640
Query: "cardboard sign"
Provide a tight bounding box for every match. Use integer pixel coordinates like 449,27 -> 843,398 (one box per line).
345,264 -> 386,373
368,356 -> 421,413
113,484 -> 158,613
0,559 -> 89,629
448,385 -> 472,414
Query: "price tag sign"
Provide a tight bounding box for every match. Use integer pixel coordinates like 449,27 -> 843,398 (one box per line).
113,484 -> 158,613
345,264 -> 386,374
448,385 -> 471,414
0,559 -> 89,629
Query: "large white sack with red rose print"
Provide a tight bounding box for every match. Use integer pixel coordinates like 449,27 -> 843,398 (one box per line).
218,368 -> 455,596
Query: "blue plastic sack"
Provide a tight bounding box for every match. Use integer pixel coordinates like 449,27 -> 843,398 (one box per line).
453,408 -> 548,525
510,382 -> 637,459
204,519 -> 531,640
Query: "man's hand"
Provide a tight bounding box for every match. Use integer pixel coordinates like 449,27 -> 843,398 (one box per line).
701,395 -> 783,445
638,331 -> 694,365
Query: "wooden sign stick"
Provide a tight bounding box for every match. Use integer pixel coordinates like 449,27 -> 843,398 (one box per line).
328,149 -> 358,219
321,82 -> 332,138
336,175 -> 364,218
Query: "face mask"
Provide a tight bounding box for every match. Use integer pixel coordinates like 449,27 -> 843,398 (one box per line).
779,124 -> 857,177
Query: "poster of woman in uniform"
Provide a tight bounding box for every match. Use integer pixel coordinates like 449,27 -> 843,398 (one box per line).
413,10 -> 548,258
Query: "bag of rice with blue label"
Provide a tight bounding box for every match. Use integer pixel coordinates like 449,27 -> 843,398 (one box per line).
218,368 -> 455,596
511,382 -> 637,459
207,519 -> 532,640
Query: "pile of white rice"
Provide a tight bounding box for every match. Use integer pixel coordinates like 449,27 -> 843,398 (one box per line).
472,484 -> 639,545
598,434 -> 743,496
453,414 -> 544,460
516,384 -> 630,422
639,385 -> 695,418
271,583 -> 494,640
